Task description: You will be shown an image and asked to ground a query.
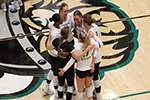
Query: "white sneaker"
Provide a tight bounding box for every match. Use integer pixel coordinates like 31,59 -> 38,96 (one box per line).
18,0 -> 23,6
54,95 -> 59,100
1,4 -> 7,11
42,88 -> 54,96
96,93 -> 103,100
14,1 -> 20,10
9,5 -> 16,10
9,4 -> 20,11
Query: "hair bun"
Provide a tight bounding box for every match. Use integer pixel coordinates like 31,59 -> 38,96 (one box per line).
49,18 -> 53,22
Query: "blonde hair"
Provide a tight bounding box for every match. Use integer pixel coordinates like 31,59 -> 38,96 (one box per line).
78,30 -> 91,49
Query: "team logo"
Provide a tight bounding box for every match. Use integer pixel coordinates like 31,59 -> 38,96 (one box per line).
0,0 -> 138,99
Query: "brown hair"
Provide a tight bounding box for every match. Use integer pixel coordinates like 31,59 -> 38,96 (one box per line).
73,10 -> 82,17
59,3 -> 68,14
83,14 -> 96,25
78,30 -> 91,49
57,27 -> 70,51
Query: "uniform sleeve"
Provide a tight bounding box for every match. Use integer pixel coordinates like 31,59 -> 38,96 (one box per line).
92,23 -> 101,36
70,13 -> 75,28
63,57 -> 75,72
91,38 -> 100,48
93,35 -> 103,47
52,38 -> 59,50
95,24 -> 101,36
92,48 -> 98,57
68,42 -> 75,53
48,22 -> 54,29
49,49 -> 58,55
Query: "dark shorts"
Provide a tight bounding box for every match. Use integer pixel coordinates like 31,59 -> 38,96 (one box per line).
76,69 -> 94,78
49,54 -> 58,75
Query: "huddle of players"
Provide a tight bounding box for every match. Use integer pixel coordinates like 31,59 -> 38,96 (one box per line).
42,2 -> 103,100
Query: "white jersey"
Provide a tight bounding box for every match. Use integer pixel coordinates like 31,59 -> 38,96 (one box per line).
88,25 -> 103,63
48,23 -> 61,57
60,13 -> 74,42
92,23 -> 102,36
74,38 -> 100,71
75,23 -> 87,33
74,23 -> 103,63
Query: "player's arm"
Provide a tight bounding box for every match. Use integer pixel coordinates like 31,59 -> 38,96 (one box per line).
46,30 -> 54,50
58,57 -> 75,76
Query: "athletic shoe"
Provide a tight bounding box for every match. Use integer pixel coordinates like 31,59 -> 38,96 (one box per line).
11,1 -> 20,10
73,86 -> 76,95
1,4 -> 7,12
14,1 -> 20,10
54,89 -> 59,100
42,88 -> 54,96
18,0 -> 23,6
54,95 -> 59,100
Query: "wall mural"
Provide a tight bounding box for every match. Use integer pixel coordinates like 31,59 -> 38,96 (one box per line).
0,0 -> 138,99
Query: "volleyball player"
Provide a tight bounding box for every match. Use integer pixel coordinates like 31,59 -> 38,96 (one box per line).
83,14 -> 103,100
59,2 -> 75,44
59,2 -> 77,95
42,14 -> 63,98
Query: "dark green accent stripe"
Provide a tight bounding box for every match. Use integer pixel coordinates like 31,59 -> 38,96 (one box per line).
98,42 -> 101,48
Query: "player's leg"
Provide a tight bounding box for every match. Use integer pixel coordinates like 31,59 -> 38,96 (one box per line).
76,70 -> 86,100
65,67 -> 75,100
93,62 -> 102,100
1,0 -> 7,11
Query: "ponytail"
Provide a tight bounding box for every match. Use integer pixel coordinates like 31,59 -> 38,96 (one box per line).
57,27 -> 70,51
83,14 -> 96,25
79,30 -> 91,49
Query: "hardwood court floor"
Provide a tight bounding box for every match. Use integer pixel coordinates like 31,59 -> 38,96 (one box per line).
0,0 -> 150,100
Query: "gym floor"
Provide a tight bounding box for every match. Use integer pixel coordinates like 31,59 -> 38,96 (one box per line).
0,0 -> 150,100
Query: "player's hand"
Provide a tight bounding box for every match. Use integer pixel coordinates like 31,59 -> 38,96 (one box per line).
58,68 -> 65,76
90,63 -> 95,73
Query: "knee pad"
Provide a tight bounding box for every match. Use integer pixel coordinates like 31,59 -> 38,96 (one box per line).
46,79 -> 51,84
86,85 -> 93,98
47,70 -> 53,80
58,86 -> 63,92
67,86 -> 73,93
93,79 -> 101,88
53,75 -> 58,86
76,91 -> 83,100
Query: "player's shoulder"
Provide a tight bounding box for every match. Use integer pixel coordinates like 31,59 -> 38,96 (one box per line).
74,42 -> 83,48
48,21 -> 54,29
67,13 -> 73,18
